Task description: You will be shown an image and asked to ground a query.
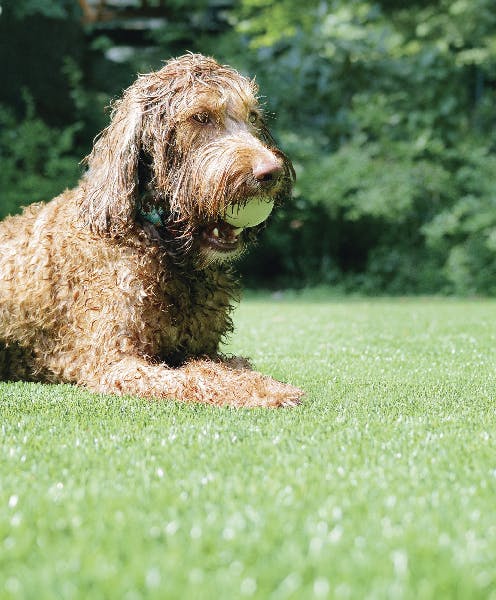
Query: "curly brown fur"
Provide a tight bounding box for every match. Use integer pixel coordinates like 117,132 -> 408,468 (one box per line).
0,54 -> 303,407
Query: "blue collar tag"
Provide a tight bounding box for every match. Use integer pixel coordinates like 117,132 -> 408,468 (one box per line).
139,206 -> 164,226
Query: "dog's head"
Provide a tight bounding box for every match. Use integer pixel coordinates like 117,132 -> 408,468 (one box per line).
80,53 -> 294,265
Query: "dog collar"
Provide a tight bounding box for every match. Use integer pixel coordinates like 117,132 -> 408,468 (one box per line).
138,206 -> 164,226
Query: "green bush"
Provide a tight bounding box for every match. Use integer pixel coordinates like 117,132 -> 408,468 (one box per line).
0,93 -> 82,220
231,0 -> 496,293
422,144 -> 496,294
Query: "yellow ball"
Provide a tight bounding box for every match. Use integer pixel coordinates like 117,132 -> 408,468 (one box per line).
223,198 -> 274,228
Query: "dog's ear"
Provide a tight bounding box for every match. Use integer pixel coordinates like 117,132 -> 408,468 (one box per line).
79,94 -> 143,236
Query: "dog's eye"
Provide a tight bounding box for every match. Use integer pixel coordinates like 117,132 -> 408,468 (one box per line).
248,111 -> 259,124
192,112 -> 211,124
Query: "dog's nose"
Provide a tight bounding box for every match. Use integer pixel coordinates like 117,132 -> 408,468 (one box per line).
252,157 -> 283,187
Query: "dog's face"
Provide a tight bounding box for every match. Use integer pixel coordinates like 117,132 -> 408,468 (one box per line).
82,54 -> 294,266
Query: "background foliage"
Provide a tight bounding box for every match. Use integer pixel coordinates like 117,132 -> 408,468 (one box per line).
1,0 -> 496,293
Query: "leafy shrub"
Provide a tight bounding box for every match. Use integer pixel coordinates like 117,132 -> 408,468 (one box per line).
422,143 -> 496,294
0,93 -> 82,219
232,0 -> 496,293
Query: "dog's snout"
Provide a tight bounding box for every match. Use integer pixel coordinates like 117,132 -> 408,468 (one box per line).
252,157 -> 283,187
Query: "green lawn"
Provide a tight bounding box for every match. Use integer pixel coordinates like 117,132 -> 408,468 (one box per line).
1,295 -> 496,599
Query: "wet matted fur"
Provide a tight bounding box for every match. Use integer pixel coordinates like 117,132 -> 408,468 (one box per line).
0,54 -> 303,407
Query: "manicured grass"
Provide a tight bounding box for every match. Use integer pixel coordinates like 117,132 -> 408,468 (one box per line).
1,295 -> 496,599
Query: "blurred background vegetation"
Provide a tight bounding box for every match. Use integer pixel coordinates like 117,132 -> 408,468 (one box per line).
1,0 -> 496,293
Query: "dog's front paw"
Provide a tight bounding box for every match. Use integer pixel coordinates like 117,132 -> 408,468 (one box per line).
220,355 -> 253,371
247,375 -> 304,408
217,369 -> 304,408
182,360 -> 303,408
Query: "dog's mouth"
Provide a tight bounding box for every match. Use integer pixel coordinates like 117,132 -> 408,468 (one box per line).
201,220 -> 244,252
199,195 -> 275,255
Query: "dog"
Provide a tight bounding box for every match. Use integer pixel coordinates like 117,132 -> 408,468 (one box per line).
0,53 -> 303,407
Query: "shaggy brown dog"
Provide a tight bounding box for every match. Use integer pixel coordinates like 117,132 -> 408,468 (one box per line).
0,54 -> 303,407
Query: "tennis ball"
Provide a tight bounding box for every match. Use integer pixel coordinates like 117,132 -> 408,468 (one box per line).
223,198 -> 274,228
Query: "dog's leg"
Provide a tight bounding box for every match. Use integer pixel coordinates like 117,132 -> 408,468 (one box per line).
83,355 -> 302,408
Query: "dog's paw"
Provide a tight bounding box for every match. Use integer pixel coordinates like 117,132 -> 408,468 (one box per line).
220,355 -> 253,371
246,376 -> 304,408
217,371 -> 304,408
181,360 -> 303,408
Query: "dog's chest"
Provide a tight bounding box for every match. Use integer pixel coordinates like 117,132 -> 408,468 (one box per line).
154,268 -> 237,365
